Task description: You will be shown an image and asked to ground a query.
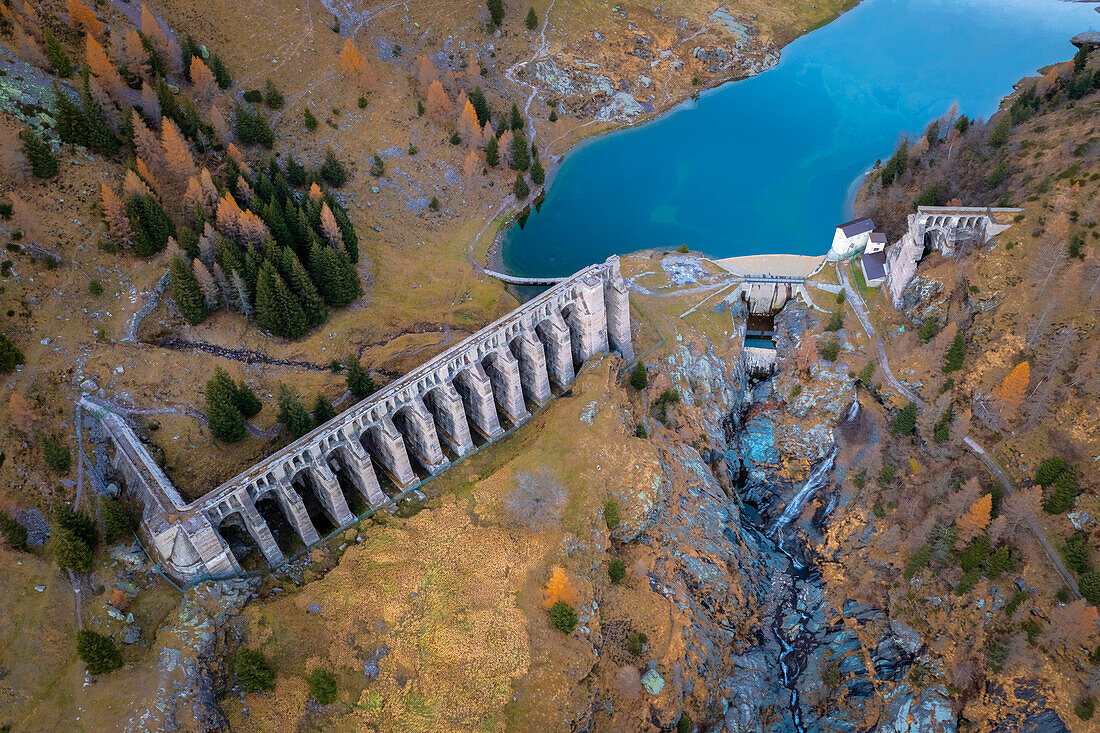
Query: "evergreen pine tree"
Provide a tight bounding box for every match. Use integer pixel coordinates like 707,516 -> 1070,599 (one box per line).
100,496 -> 138,543
485,135 -> 500,167
262,199 -> 292,248
308,240 -> 360,306
281,248 -> 328,326
469,87 -> 491,126
80,74 -> 120,155
255,261 -> 308,338
486,0 -> 505,27
345,356 -> 375,399
277,384 -> 314,438
171,255 -> 208,324
525,7 -> 539,29
205,366 -> 246,442
318,148 -> 347,186
128,194 -> 176,256
312,394 -> 336,425
513,171 -> 530,199
530,157 -> 545,185
891,402 -> 917,437
510,130 -> 530,171
43,30 -> 74,77
20,129 -> 59,179
234,380 -> 263,418
286,155 -> 307,185
209,53 -> 232,88
53,84 -> 88,146
942,333 -> 966,373
76,629 -> 123,675
509,103 -> 524,131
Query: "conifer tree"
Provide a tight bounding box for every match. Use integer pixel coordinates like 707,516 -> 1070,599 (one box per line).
485,135 -> 499,167
171,255 -> 207,324
281,248 -> 327,326
209,53 -> 232,88
234,380 -> 263,418
43,29 -> 74,77
510,130 -> 530,171
891,401 -> 917,437
76,629 -> 122,675
277,384 -> 313,438
205,366 -> 246,442
79,73 -> 121,155
509,103 -> 524,131
345,355 -> 375,399
530,156 -> 545,185
486,0 -> 505,27
942,333 -> 966,373
526,7 -> 539,29
127,194 -> 176,256
469,87 -> 491,126
20,129 -> 58,179
255,261 -> 307,338
53,84 -> 88,146
308,240 -> 360,306
312,394 -> 336,425
513,171 -> 530,199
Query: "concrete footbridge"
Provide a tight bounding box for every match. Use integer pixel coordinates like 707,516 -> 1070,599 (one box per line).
83,257 -> 634,584
480,269 -> 568,286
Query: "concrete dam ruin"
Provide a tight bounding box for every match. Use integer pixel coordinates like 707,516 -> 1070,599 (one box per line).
82,257 -> 634,583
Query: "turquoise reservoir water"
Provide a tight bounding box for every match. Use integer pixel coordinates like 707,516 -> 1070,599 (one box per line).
501,0 -> 1097,276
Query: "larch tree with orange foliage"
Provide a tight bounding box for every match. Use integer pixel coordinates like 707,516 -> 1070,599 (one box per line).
161,117 -> 197,185
118,28 -> 149,77
85,33 -> 126,101
10,392 -> 42,437
339,38 -> 361,75
191,57 -> 217,100
140,5 -> 178,75
358,56 -> 377,92
416,56 -> 439,93
542,566 -> 578,608
457,100 -> 481,146
68,0 -> 102,37
955,493 -> 991,546
319,203 -> 341,248
995,361 -> 1029,418
101,184 -> 133,247
463,149 -> 480,183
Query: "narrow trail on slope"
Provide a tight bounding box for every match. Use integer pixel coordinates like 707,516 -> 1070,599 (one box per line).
836,263 -> 924,408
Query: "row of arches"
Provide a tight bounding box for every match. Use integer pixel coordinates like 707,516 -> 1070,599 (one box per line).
209,307 -> 599,569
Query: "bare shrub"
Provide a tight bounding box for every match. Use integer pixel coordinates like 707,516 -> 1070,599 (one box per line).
504,470 -> 566,531
614,665 -> 642,697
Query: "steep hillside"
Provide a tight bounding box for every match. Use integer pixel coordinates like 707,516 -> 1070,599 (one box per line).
826,42 -> 1100,728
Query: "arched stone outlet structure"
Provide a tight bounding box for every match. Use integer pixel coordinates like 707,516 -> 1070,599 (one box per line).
79,256 -> 634,584
886,206 -> 1022,307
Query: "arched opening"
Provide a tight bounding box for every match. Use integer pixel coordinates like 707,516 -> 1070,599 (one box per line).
390,407 -> 436,481
480,352 -> 521,429
254,491 -> 303,555
290,469 -> 338,537
507,335 -> 543,412
922,228 -> 947,261
560,303 -> 583,370
451,368 -> 493,445
215,512 -> 263,570
360,425 -> 405,492
422,386 -> 465,460
324,449 -> 370,515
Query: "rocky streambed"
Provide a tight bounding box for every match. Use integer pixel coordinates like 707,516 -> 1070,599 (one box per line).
649,298 -> 955,732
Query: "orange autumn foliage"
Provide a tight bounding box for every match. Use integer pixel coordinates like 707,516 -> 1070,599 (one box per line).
542,566 -> 578,609
996,361 -> 1029,415
457,100 -> 481,146
339,39 -> 361,75
85,33 -> 126,100
68,0 -> 103,37
956,493 -> 991,546
416,56 -> 439,93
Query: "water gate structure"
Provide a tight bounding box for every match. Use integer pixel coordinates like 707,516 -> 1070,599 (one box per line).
885,206 -> 1021,305
82,257 -> 633,583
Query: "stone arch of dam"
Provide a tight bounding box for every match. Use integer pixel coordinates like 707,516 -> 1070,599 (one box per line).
81,257 -> 634,583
